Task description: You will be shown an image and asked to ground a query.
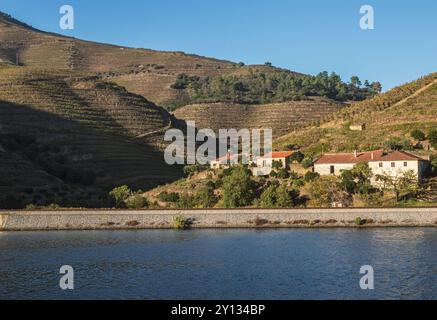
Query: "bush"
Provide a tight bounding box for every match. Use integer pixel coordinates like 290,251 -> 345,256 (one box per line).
220,166 -> 256,208
126,194 -> 149,209
304,171 -> 319,182
429,130 -> 437,149
290,151 -> 305,163
158,191 -> 180,203
411,129 -> 426,141
195,186 -> 217,208
301,157 -> 313,169
384,137 -> 412,151
176,193 -> 196,208
171,215 -> 192,230
355,217 -> 363,226
109,185 -> 132,208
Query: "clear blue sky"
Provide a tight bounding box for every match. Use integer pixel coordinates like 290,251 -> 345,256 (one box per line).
1,0 -> 436,90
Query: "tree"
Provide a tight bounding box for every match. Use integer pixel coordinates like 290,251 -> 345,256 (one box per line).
351,162 -> 373,192
109,185 -> 132,208
371,81 -> 382,93
428,130 -> 437,149
126,194 -> 149,209
350,76 -> 362,88
259,184 -> 277,208
411,129 -> 426,141
308,176 -> 349,207
301,157 -> 313,169
290,151 -> 305,163
375,170 -> 419,201
220,166 -> 256,208
275,184 -> 294,207
195,185 -> 217,208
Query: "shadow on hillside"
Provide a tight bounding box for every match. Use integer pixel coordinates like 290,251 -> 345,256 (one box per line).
0,100 -> 183,193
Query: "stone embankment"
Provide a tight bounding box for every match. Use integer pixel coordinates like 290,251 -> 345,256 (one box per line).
1,208 -> 437,231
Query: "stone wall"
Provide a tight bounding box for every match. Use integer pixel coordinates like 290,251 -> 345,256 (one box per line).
1,208 -> 437,231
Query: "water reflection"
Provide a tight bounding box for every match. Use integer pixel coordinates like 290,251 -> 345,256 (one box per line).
0,228 -> 436,299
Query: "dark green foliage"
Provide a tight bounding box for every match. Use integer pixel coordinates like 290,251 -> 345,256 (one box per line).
176,193 -> 196,208
126,194 -> 149,209
304,171 -> 320,182
183,164 -> 207,177
109,185 -> 131,208
220,166 -> 257,208
384,137 -> 413,151
259,181 -> 298,208
301,157 -> 314,169
194,184 -> 218,208
290,151 -> 305,163
158,191 -> 180,202
428,130 -> 437,149
170,71 -> 379,108
411,129 -> 426,141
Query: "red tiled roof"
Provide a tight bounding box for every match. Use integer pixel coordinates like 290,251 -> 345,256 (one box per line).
315,150 -> 427,164
259,151 -> 294,159
372,150 -> 428,161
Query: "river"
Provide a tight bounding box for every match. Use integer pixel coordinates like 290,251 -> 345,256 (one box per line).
0,228 -> 436,299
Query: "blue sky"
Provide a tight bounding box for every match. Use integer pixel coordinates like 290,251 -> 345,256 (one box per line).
1,0 -> 436,90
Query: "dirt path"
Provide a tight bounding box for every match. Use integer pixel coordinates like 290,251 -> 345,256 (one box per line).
391,78 -> 437,108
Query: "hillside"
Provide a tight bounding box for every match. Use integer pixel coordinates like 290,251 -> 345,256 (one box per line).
173,98 -> 345,137
0,11 -> 396,209
0,65 -> 182,208
274,73 -> 437,154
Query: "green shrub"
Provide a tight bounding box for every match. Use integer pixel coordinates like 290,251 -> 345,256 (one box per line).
126,194 -> 149,209
429,130 -> 437,149
158,191 -> 180,202
355,217 -> 363,226
176,193 -> 196,208
301,157 -> 313,169
109,185 -> 132,208
194,186 -> 217,208
411,129 -> 426,141
171,215 -> 192,230
304,171 -> 319,182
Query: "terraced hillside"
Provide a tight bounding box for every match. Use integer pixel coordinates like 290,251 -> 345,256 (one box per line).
173,98 -> 345,137
0,11 -> 242,106
0,65 -> 181,208
275,73 -> 437,154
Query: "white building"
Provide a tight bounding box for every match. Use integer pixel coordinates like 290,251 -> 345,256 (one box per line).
253,151 -> 294,176
314,150 -> 430,186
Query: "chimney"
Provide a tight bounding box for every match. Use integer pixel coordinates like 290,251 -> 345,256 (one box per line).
354,150 -> 358,158
371,152 -> 374,160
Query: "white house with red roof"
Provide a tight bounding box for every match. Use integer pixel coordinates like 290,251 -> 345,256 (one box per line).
252,151 -> 294,176
314,150 -> 430,185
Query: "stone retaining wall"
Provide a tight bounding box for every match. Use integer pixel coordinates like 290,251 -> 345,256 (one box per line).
1,208 -> 437,231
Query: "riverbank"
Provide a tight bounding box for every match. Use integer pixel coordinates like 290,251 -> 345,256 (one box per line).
1,208 -> 437,231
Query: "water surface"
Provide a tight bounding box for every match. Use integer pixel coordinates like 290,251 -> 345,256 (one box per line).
0,228 -> 436,299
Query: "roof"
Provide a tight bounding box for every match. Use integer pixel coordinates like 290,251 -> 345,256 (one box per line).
258,151 -> 294,160
315,150 -> 428,165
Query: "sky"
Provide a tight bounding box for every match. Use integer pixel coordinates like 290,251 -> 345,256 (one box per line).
1,0 -> 436,90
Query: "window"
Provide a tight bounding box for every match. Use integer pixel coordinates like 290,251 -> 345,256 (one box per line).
391,162 -> 396,168
330,165 -> 335,174
404,162 -> 408,167
379,162 -> 383,168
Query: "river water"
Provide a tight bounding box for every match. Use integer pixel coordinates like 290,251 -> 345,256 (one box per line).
0,228 -> 436,299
